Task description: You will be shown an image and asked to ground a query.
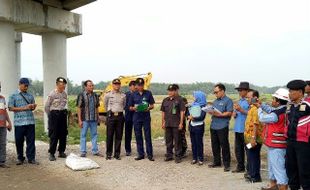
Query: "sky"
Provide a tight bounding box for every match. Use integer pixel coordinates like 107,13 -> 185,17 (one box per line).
21,0 -> 310,87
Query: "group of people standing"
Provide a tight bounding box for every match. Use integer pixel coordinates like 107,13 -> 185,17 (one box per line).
158,80 -> 310,190
0,77 -> 310,190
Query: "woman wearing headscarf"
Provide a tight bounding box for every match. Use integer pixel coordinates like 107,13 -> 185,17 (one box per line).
188,91 -> 207,165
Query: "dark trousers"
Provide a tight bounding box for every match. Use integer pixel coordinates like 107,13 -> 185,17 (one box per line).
286,141 -> 310,190
48,110 -> 68,155
124,119 -> 133,153
210,127 -> 231,168
165,127 -> 181,158
246,143 -> 262,180
134,119 -> 153,157
180,120 -> 188,155
14,125 -> 36,161
234,132 -> 245,170
190,124 -> 205,161
106,115 -> 124,157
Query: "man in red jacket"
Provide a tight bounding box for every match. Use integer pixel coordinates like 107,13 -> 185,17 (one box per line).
258,88 -> 289,190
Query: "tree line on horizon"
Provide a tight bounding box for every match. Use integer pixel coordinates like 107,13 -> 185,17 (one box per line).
27,79 -> 282,96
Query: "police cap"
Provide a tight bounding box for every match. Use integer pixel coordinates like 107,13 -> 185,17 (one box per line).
286,80 -> 307,91
135,78 -> 145,85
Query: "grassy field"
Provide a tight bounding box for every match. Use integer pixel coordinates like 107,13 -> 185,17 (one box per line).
34,94 -> 273,145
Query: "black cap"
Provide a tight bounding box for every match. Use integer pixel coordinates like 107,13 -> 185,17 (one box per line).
135,78 -> 145,85
172,84 -> 180,90
306,80 -> 310,86
56,77 -> 67,84
129,80 -> 136,86
167,84 -> 177,91
235,82 -> 250,90
112,79 -> 121,84
286,80 -> 307,90
19,78 -> 30,85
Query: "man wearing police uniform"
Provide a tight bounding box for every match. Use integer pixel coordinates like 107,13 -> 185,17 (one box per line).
129,78 -> 155,161
45,77 -> 68,161
104,79 -> 126,160
286,80 -> 310,190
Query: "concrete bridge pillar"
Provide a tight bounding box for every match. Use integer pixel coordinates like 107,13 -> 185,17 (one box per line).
42,32 -> 67,131
0,22 -> 19,141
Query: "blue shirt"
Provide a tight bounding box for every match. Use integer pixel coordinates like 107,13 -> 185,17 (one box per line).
211,95 -> 233,130
233,98 -> 249,133
258,104 -> 284,124
125,91 -> 134,122
128,90 -> 155,122
8,90 -> 35,126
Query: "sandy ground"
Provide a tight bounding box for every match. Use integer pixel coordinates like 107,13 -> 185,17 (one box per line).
0,139 -> 269,190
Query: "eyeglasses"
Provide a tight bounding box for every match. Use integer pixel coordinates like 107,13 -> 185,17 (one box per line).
213,91 -> 220,94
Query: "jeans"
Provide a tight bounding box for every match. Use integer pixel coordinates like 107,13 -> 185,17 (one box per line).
268,147 -> 288,185
80,121 -> 99,154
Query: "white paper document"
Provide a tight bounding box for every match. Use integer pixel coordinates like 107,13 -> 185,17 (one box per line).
202,105 -> 222,114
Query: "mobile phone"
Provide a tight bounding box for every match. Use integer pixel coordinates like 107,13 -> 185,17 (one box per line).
246,143 -> 252,149
251,98 -> 258,104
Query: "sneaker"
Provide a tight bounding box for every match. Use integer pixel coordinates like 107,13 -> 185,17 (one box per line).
80,153 -> 86,158
198,161 -> 204,166
148,156 -> 155,161
224,167 -> 231,172
126,152 -> 131,156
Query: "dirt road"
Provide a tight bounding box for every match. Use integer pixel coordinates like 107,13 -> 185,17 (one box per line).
0,140 -> 268,190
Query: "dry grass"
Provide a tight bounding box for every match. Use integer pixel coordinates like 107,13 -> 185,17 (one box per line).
34,94 -> 272,145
